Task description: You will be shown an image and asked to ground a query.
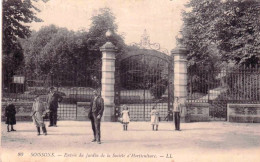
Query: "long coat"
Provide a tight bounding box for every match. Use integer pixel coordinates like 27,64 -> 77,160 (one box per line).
46,92 -> 63,111
32,101 -> 46,127
5,104 -> 16,125
88,96 -> 104,118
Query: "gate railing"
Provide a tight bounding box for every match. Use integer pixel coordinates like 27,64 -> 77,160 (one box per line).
187,65 -> 260,120
187,65 -> 260,103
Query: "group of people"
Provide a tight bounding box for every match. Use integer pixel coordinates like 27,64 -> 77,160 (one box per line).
119,97 -> 183,132
31,87 -> 63,136
4,87 -> 183,144
4,87 -> 63,136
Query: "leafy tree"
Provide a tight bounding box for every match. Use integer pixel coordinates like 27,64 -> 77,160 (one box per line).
215,0 -> 260,66
22,25 -> 102,88
180,0 -> 260,68
180,0 -> 222,71
87,7 -> 126,57
2,0 -> 47,87
22,25 -> 59,76
180,0 -> 260,96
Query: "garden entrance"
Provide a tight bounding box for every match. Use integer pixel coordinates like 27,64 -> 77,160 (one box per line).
115,53 -> 174,121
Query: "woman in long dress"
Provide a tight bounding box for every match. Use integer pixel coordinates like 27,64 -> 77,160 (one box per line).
31,95 -> 48,136
150,106 -> 160,131
5,99 -> 16,132
121,105 -> 130,131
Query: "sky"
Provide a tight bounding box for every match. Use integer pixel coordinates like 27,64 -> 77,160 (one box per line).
30,0 -> 190,54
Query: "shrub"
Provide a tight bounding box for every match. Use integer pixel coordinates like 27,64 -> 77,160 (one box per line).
150,83 -> 167,99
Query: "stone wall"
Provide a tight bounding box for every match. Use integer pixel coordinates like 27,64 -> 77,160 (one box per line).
1,102 -> 33,121
2,101 -> 92,122
76,102 -> 91,121
227,104 -> 260,123
186,102 -> 210,122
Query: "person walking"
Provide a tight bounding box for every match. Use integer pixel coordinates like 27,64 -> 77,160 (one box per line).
5,99 -> 16,132
31,95 -> 48,136
46,87 -> 63,127
150,106 -> 159,131
88,89 -> 104,144
121,105 -> 130,131
173,97 -> 182,131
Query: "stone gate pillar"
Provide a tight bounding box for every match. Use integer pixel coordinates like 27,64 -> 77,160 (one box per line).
100,42 -> 117,122
171,46 -> 189,122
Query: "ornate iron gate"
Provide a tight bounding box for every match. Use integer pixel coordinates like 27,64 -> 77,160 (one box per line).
116,53 -> 173,121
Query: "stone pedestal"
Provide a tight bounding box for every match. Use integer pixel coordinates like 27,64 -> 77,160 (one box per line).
100,42 -> 117,121
76,102 -> 91,121
171,47 -> 189,122
227,104 -> 260,123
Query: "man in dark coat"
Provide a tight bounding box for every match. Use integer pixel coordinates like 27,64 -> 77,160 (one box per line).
46,87 -> 63,127
5,99 -> 16,132
88,89 -> 104,144
173,97 -> 182,131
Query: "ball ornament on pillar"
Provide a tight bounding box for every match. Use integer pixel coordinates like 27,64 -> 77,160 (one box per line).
172,30 -> 188,57
105,29 -> 113,38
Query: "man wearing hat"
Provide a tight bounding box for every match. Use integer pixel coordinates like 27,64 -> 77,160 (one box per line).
88,89 -> 104,144
46,87 -> 63,127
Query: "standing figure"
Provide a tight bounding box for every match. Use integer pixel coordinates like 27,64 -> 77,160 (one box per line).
88,89 -> 104,144
121,105 -> 130,131
150,106 -> 159,131
46,87 -> 63,127
31,95 -> 48,136
173,97 -> 182,131
5,99 -> 16,132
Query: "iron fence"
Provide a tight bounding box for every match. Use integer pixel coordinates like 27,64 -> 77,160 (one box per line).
187,65 -> 260,120
187,65 -> 260,103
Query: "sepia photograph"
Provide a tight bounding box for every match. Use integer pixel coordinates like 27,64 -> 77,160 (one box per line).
1,0 -> 260,161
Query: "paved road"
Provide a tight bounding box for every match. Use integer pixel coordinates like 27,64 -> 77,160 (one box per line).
1,121 -> 260,162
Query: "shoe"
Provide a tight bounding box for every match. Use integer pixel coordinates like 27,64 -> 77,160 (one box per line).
37,133 -> 40,136
97,141 -> 101,144
48,125 -> 53,127
44,132 -> 47,136
53,125 -> 57,127
7,130 -> 10,132
11,129 -> 16,131
91,139 -> 97,142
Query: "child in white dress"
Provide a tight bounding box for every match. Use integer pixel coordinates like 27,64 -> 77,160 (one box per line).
121,105 -> 130,131
150,106 -> 159,131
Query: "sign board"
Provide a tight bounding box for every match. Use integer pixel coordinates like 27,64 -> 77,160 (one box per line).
13,75 -> 25,84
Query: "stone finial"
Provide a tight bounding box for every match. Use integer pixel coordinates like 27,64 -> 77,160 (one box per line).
171,46 -> 188,56
100,42 -> 117,52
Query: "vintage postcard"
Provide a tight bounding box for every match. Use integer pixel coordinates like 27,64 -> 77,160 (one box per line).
1,0 -> 260,162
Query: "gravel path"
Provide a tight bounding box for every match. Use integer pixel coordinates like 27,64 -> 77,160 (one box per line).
1,121 -> 260,162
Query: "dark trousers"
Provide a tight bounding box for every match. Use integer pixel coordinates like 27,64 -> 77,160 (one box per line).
174,112 -> 180,130
89,113 -> 101,141
49,110 -> 57,126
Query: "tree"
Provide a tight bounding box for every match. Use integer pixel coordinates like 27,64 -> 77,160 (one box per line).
2,0 -> 47,87
216,0 -> 260,66
87,7 -> 126,56
180,0 -> 260,68
22,25 -> 100,88
180,0 -> 260,96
